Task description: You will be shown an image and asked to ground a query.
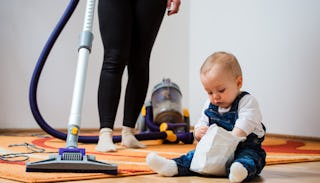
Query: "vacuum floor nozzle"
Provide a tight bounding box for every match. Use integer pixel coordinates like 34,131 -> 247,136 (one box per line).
26,148 -> 118,174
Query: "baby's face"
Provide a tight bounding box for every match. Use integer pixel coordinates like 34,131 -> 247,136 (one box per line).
201,65 -> 242,109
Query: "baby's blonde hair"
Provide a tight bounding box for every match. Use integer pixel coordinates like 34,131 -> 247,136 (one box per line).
200,51 -> 242,78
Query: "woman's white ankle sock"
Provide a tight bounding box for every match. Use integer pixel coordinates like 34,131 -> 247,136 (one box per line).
95,128 -> 117,152
121,126 -> 146,148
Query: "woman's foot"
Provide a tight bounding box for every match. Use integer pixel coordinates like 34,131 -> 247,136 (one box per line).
121,126 -> 146,148
95,128 -> 117,152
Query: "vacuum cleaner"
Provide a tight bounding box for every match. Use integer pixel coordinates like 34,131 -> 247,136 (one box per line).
26,0 -> 117,174
27,0 -> 193,174
136,78 -> 193,144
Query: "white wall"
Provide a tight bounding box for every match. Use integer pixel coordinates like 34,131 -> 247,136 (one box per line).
189,0 -> 320,137
1,1 -> 320,138
0,1 -> 189,129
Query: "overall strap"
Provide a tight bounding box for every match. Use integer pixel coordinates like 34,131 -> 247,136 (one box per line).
230,91 -> 250,111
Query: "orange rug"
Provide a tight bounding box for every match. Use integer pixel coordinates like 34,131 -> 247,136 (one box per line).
0,135 -> 320,183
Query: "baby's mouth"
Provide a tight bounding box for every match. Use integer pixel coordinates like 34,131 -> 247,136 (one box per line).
215,102 -> 223,106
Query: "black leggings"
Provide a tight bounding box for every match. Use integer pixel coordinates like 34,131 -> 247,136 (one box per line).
97,0 -> 167,129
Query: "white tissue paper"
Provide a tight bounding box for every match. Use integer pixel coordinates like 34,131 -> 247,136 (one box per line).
190,124 -> 244,175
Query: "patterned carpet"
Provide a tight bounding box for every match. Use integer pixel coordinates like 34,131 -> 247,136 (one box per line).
0,134 -> 319,183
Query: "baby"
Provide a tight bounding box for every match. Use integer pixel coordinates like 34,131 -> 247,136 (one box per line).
146,51 -> 266,182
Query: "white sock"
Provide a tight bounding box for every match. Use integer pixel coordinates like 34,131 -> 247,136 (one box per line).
146,152 -> 178,177
95,128 -> 117,152
121,126 -> 146,148
229,162 -> 248,183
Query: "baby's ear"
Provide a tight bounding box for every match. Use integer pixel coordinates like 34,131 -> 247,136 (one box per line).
236,76 -> 243,88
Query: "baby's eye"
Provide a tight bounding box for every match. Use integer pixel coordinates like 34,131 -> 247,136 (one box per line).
218,88 -> 225,93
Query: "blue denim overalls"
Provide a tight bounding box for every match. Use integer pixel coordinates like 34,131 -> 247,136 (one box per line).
173,92 -> 266,181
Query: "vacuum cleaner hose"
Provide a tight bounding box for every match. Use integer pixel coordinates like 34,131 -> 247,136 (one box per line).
28,0 -> 97,142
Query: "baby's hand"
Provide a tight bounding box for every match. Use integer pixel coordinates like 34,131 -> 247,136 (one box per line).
231,127 -> 247,138
194,126 -> 209,141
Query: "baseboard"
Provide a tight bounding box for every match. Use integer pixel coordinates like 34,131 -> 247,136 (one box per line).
265,133 -> 320,142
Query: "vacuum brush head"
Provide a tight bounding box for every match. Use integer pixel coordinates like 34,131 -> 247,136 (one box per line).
26,148 -> 117,174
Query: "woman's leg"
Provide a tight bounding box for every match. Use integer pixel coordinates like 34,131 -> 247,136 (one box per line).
121,0 -> 167,148
123,0 -> 167,128
97,0 -> 132,130
96,0 -> 132,152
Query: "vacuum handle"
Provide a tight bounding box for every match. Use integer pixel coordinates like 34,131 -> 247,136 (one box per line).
66,0 -> 96,148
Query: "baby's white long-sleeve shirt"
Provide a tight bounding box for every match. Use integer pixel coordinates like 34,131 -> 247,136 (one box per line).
194,94 -> 265,138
